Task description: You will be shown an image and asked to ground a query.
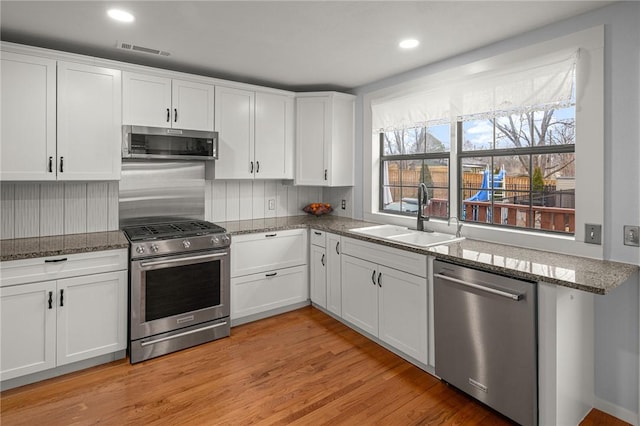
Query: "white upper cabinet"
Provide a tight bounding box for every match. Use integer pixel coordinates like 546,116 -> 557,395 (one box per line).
1,55 -> 121,182
215,87 -> 294,180
255,92 -> 294,179
214,86 -> 255,179
57,61 -> 122,181
122,72 -> 215,131
295,92 -> 355,187
1,52 -> 57,181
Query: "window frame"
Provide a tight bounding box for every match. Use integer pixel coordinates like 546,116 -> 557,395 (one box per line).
456,114 -> 576,234
378,130 -> 451,219
361,26 -> 603,258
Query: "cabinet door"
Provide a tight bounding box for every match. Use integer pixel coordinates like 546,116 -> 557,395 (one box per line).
122,72 -> 172,128
57,62 -> 122,180
56,271 -> 127,366
172,79 -> 215,131
231,230 -> 307,277
326,234 -> 342,316
1,52 -> 57,181
310,244 -> 327,308
378,265 -> 428,364
1,281 -> 56,381
214,86 -> 255,179
231,265 -> 307,320
295,96 -> 329,186
341,255 -> 378,336
327,95 -> 355,186
255,92 -> 293,179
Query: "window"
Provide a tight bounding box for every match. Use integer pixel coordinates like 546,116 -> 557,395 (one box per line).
458,107 -> 576,234
380,124 -> 450,218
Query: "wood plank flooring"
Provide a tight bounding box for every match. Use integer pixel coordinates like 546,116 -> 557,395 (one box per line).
0,307 -> 629,425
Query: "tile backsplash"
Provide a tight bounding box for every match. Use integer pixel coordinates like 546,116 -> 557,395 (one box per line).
206,180 -> 325,222
1,182 -> 119,239
1,180 -> 355,239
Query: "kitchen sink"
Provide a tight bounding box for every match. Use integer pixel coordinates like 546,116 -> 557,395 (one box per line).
349,224 -> 464,247
349,224 -> 411,238
388,231 -> 464,247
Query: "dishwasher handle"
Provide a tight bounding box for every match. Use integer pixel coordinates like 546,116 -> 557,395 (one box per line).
434,273 -> 523,301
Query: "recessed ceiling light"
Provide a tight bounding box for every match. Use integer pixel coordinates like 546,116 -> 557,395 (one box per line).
108,9 -> 134,23
399,39 -> 420,49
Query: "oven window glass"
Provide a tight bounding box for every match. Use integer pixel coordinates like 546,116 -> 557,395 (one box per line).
130,134 -> 214,157
145,260 -> 221,321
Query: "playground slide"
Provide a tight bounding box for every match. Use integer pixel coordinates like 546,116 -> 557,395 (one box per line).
466,169 -> 506,202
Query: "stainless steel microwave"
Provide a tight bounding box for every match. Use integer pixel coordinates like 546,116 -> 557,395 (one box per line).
122,125 -> 219,161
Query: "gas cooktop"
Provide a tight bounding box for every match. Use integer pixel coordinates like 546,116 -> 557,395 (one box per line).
122,219 -> 226,242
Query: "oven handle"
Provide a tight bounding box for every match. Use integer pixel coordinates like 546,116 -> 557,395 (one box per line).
140,321 -> 228,347
139,252 -> 228,269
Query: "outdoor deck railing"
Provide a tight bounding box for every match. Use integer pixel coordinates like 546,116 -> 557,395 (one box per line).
461,200 -> 575,233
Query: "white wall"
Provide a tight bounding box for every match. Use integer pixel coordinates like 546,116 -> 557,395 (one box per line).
352,1 -> 640,420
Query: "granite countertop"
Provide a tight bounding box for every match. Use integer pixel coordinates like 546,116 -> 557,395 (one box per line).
219,215 -> 639,295
1,231 -> 129,262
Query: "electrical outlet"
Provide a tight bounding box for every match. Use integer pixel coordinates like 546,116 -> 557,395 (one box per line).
624,225 -> 639,247
341,199 -> 346,210
584,223 -> 602,245
268,199 -> 276,210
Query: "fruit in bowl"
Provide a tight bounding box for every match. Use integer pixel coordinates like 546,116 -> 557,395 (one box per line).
303,203 -> 333,216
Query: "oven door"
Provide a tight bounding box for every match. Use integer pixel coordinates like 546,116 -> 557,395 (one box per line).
130,249 -> 230,341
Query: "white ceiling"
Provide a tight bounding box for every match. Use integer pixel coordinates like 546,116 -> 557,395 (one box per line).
1,1 -> 614,91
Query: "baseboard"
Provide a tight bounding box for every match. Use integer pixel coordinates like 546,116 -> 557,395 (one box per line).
593,397 -> 639,425
1,350 -> 126,391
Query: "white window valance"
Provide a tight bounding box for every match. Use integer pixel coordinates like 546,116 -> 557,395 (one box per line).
371,49 -> 578,132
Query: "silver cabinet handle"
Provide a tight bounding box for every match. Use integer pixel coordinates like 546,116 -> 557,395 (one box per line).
371,270 -> 376,286
377,272 -> 382,287
434,273 -> 523,301
336,241 -> 340,255
321,253 -> 325,266
141,321 -> 227,347
140,252 -> 227,268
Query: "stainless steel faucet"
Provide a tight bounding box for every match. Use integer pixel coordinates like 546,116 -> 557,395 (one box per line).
417,183 -> 431,232
448,216 -> 463,238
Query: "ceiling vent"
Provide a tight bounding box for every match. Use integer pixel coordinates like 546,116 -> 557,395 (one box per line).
117,41 -> 170,57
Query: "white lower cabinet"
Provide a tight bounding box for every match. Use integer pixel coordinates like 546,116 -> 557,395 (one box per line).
232,266 -> 307,319
1,281 -> 57,380
326,233 -> 342,316
56,271 -> 127,366
231,229 -> 308,323
0,249 -> 127,382
310,244 -> 327,308
340,237 -> 428,365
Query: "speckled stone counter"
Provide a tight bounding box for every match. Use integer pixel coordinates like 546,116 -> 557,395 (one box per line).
0,231 -> 129,262
220,215 -> 639,295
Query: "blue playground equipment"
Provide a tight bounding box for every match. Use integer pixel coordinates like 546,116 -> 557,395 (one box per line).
464,167 -> 506,221
466,167 -> 506,202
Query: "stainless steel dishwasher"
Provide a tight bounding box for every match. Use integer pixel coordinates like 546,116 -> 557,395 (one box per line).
433,260 -> 537,426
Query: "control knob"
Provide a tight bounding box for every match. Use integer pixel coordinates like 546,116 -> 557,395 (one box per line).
211,236 -> 221,245
150,244 -> 159,253
135,246 -> 145,254
182,240 -> 191,249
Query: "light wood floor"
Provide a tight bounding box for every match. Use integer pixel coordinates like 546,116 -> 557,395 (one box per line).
0,307 -> 628,425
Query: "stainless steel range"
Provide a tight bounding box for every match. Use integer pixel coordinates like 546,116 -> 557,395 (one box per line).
122,218 -> 231,364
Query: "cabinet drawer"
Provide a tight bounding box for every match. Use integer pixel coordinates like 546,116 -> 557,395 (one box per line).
231,265 -> 308,319
0,249 -> 128,287
341,237 -> 427,278
231,229 -> 307,277
310,229 -> 326,247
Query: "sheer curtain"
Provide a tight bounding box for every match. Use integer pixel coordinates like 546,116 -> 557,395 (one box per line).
371,49 -> 577,131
